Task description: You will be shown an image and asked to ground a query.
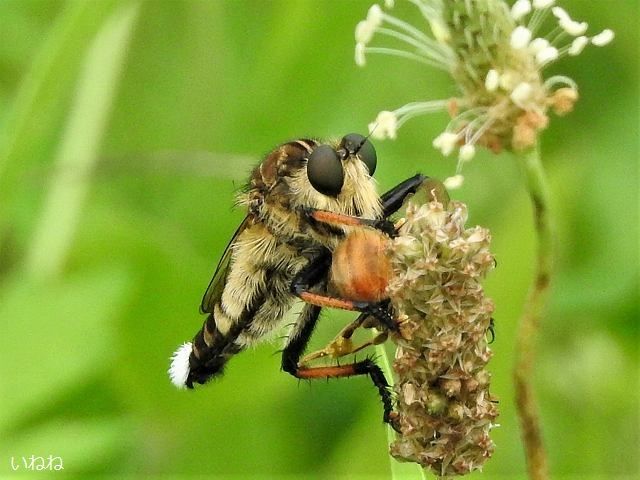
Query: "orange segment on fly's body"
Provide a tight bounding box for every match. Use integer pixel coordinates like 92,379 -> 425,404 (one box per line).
330,228 -> 391,303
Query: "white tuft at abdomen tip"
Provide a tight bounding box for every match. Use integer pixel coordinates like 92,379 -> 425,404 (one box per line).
168,342 -> 192,388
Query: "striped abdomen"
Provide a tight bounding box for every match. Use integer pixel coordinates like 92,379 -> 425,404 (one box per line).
169,228 -> 302,388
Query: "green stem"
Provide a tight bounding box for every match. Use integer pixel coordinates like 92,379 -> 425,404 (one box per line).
376,343 -> 428,480
514,144 -> 552,480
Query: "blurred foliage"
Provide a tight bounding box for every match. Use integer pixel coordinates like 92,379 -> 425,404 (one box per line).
0,0 -> 637,478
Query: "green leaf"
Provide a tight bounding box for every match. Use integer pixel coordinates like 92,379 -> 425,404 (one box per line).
0,0 -> 124,194
0,267 -> 132,433
23,1 -> 140,280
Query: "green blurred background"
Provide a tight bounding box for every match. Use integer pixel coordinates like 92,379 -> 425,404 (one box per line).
0,1 -> 637,478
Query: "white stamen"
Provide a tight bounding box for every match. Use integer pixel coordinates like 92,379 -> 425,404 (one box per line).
536,46 -> 559,65
499,71 -> 518,90
367,4 -> 384,28
169,342 -> 192,388
443,174 -> 465,190
369,110 -> 398,140
485,69 -> 500,91
355,42 -> 366,66
429,19 -> 451,43
592,29 -> 614,46
432,132 -> 459,156
384,0 -> 395,8
529,37 -> 550,54
510,82 -> 534,108
568,36 -> 588,56
355,20 -> 376,45
459,144 -> 476,162
560,19 -> 588,36
533,0 -> 554,8
544,75 -> 578,91
510,26 -> 532,49
551,6 -> 570,22
511,0 -> 531,21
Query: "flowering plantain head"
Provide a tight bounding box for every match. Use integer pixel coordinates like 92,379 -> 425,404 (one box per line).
355,0 -> 614,186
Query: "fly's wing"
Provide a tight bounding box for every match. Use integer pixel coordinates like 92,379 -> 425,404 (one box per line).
200,216 -> 252,314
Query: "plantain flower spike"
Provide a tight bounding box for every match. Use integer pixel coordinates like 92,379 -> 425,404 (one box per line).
386,182 -> 498,475
355,0 -> 614,186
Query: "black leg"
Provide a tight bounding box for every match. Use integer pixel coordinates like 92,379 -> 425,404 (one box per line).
281,302 -> 323,375
380,173 -> 427,217
488,317 -> 496,343
289,248 -> 332,296
351,299 -> 396,332
281,305 -> 397,429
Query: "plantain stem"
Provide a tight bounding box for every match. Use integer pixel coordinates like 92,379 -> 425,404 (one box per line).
514,143 -> 552,480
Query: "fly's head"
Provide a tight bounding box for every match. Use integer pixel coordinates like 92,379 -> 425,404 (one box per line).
291,133 -> 382,220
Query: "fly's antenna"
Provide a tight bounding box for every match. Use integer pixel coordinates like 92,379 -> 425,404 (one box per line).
359,123 -> 379,153
355,127 -> 376,155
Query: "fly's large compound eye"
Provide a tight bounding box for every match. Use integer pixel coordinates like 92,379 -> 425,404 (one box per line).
307,145 -> 344,196
341,133 -> 377,176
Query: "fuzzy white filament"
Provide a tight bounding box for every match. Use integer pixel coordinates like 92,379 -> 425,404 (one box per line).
551,6 -> 570,22
485,69 -> 500,91
510,82 -> 534,108
511,26 -> 533,49
536,46 -> 559,65
355,20 -> 376,44
459,144 -> 476,162
443,174 -> 465,190
529,37 -> 550,54
369,110 -> 398,139
169,342 -> 192,388
366,4 -> 383,28
568,36 -> 588,56
511,0 -> 531,21
533,0 -> 555,9
433,132 -> 459,156
355,42 -> 366,66
592,29 -> 614,46
560,19 -> 588,36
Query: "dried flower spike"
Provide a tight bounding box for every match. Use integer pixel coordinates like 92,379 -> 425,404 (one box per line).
355,0 -> 614,186
387,196 -> 498,476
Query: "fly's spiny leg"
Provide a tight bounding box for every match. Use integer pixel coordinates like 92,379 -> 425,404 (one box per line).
282,302 -> 398,429
300,207 -> 396,237
292,359 -> 398,430
281,303 -> 322,376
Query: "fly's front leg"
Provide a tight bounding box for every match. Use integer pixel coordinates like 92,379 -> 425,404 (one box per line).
300,207 -> 396,237
380,173 -> 428,217
300,174 -> 437,238
381,174 -> 451,217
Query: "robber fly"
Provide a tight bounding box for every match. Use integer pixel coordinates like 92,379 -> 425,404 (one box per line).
169,133 -> 426,426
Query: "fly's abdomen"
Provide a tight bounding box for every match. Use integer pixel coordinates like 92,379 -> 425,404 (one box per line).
168,225 -> 302,389
169,303 -> 247,389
